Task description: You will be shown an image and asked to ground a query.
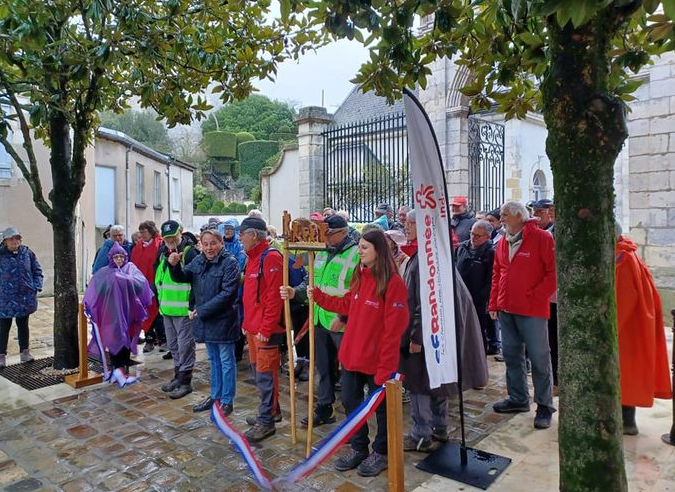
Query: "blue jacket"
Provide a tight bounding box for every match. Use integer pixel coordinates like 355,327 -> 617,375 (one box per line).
219,218 -> 247,270
0,245 -> 43,318
169,248 -> 240,343
92,239 -> 134,274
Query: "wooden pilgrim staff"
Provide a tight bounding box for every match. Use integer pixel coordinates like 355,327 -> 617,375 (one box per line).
306,249 -> 316,457
281,211 -> 297,444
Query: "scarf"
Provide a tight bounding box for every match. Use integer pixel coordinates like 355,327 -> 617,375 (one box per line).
400,240 -> 418,258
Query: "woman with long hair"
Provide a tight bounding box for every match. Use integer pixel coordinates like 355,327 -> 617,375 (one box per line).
308,229 -> 409,478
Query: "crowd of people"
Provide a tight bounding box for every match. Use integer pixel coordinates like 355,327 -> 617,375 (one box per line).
0,193 -> 670,479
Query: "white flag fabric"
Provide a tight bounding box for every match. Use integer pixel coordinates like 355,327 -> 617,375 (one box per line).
403,91 -> 458,388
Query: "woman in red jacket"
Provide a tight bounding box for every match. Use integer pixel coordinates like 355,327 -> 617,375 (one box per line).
308,228 -> 409,478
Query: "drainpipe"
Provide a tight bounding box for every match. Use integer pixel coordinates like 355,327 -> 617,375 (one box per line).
166,159 -> 172,221
125,145 -> 134,237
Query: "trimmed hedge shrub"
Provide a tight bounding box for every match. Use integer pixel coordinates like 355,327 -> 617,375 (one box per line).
203,131 -> 237,159
211,160 -> 231,174
236,132 -> 255,145
238,140 -> 280,179
230,160 -> 240,180
210,201 -> 225,214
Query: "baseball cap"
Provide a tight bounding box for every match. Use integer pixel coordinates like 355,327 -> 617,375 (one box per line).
161,220 -> 181,238
240,217 -> 267,233
325,215 -> 348,232
451,196 -> 468,207
532,199 -> 554,211
375,203 -> 392,214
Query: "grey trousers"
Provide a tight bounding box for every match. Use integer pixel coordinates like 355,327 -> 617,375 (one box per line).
410,393 -> 448,440
315,325 -> 343,408
499,311 -> 555,412
163,315 -> 196,373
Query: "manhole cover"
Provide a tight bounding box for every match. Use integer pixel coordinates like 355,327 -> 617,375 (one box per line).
0,356 -> 138,390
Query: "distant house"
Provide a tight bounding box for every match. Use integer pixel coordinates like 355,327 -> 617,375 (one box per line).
0,125 -> 195,294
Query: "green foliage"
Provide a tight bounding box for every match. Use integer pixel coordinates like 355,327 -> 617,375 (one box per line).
238,140 -> 280,179
231,160 -> 241,180
211,160 -> 232,174
232,175 -> 258,196
203,131 -> 237,159
247,202 -> 259,211
223,201 -> 249,213
99,110 -> 172,153
295,0 -> 674,117
193,184 -> 213,212
236,132 -> 256,144
250,185 -> 262,203
195,200 -> 211,214
210,201 -> 226,214
201,95 -> 297,140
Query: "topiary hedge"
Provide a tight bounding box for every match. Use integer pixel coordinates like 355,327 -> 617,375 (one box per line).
238,140 -> 280,179
236,132 -> 255,145
203,131 -> 237,159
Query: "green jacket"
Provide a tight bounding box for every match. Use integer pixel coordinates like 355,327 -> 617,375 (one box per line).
313,240 -> 360,329
155,245 -> 193,317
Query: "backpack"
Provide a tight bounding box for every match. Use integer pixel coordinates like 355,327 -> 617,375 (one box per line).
256,247 -> 306,303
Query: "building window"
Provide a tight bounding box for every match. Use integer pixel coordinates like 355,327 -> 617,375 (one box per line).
532,169 -> 548,201
135,163 -> 145,205
153,171 -> 162,208
0,144 -> 11,179
171,177 -> 181,212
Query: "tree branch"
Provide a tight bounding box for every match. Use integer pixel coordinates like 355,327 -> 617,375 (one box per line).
0,72 -> 53,220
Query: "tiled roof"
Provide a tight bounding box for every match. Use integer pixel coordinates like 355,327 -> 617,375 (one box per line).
331,85 -> 405,127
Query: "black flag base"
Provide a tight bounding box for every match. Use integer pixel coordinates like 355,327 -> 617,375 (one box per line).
416,442 -> 511,490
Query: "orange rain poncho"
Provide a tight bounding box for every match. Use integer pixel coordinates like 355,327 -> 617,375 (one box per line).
615,236 -> 672,407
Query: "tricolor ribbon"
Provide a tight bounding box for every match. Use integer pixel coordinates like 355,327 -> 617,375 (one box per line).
84,308 -> 109,380
211,402 -> 273,489
210,373 -> 402,489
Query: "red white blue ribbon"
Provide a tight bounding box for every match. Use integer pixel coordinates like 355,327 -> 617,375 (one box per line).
84,308 -> 109,380
210,373 -> 402,489
211,402 -> 273,489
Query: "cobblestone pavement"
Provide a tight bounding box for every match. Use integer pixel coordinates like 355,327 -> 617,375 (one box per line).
0,298 -> 520,491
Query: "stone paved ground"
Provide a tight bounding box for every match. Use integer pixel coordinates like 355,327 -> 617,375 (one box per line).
0,298 -> 519,492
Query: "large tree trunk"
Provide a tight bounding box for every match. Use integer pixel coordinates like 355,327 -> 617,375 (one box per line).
541,12 -> 629,492
48,113 -> 80,369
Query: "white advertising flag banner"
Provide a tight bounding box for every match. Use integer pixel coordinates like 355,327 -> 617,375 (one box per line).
403,91 -> 458,388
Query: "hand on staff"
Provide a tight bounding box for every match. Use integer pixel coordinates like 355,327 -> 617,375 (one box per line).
255,332 -> 269,343
279,286 -> 295,300
307,287 -> 314,300
409,342 -> 422,354
489,311 -> 498,321
168,252 -> 181,266
329,319 -> 344,332
188,309 -> 198,320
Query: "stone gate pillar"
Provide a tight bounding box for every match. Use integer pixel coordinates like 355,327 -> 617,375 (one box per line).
294,106 -> 333,217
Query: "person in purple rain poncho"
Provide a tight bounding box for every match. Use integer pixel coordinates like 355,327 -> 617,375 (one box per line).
84,242 -> 153,387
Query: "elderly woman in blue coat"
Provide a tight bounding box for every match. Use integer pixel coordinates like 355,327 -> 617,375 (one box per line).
0,227 -> 43,368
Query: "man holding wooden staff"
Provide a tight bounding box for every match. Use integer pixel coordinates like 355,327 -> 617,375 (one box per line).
281,215 -> 360,427
240,217 -> 286,442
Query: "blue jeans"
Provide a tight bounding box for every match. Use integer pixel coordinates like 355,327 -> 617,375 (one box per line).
499,312 -> 554,412
205,342 -> 236,405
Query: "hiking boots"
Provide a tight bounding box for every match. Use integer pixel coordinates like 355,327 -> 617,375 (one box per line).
301,405 -> 336,427
192,396 -> 214,412
20,349 -> 34,363
162,352 -> 173,360
403,434 -> 440,453
244,423 -> 275,443
622,406 -> 638,435
246,412 -> 282,426
169,371 -> 193,400
493,398 -> 530,414
334,448 -> 369,471
294,358 -> 310,382
221,403 -> 233,417
432,427 -> 449,442
357,451 -> 388,477
161,368 -> 180,393
534,405 -> 553,429
143,341 -> 155,353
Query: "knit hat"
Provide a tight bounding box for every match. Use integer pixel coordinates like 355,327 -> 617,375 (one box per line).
240,217 -> 267,233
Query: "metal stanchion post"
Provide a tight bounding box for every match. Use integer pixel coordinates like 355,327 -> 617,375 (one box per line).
661,309 -> 675,446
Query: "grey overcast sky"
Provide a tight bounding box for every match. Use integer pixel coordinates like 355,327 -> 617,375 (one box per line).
254,39 -> 370,112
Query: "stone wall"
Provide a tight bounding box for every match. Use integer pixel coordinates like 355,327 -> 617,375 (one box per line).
625,51 -> 675,289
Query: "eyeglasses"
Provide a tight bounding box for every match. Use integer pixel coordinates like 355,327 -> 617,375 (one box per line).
470,232 -> 488,238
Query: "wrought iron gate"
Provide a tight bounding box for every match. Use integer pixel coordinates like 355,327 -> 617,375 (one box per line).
322,113 -> 411,223
468,117 -> 505,213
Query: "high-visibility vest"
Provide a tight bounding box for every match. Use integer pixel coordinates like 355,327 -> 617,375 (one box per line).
313,244 -> 360,329
155,250 -> 192,317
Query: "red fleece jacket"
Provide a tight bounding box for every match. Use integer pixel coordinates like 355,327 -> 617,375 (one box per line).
313,266 -> 409,385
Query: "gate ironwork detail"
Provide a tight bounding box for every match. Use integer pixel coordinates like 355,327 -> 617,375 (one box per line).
468,117 -> 505,213
322,113 -> 411,223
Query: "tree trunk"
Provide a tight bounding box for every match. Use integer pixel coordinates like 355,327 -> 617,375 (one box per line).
48,113 -> 80,369
541,13 -> 628,492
